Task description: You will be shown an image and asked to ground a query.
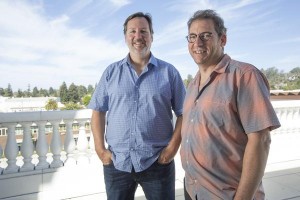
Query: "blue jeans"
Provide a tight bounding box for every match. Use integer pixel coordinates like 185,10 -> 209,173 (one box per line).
103,160 -> 175,200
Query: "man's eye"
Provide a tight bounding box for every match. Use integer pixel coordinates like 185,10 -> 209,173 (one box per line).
141,30 -> 149,34
203,34 -> 209,38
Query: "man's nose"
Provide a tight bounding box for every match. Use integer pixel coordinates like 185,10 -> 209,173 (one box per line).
195,35 -> 204,45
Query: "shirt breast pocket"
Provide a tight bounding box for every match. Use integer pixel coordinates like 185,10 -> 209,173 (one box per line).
143,80 -> 171,102
196,100 -> 225,128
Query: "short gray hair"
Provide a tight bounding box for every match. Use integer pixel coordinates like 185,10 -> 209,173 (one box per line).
187,9 -> 227,36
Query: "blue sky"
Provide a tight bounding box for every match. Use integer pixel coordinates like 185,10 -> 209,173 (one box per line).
1,0 -> 299,91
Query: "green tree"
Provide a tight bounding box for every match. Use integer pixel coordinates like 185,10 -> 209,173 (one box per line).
59,82 -> 69,103
62,102 -> 83,110
87,84 -> 94,94
68,83 -> 79,103
16,89 -> 24,97
290,67 -> 300,74
32,87 -> 39,97
82,95 -> 91,106
183,74 -> 193,87
45,99 -> 58,110
4,83 -> 13,97
25,84 -> 31,97
78,85 -> 87,100
0,88 -> 4,96
39,88 -> 49,97
49,87 -> 56,96
261,67 -> 285,89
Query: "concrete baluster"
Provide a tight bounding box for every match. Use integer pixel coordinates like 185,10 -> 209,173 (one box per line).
76,121 -> 89,164
3,124 -> 19,174
0,144 -> 3,174
292,107 -> 300,133
275,108 -> 282,134
286,108 -> 294,133
280,108 -> 287,134
296,107 -> 300,133
20,123 -> 35,172
88,126 -> 101,165
36,122 -> 49,169
86,120 -> 94,151
89,128 -> 95,152
64,121 -> 76,166
272,108 -> 280,135
50,122 -> 63,168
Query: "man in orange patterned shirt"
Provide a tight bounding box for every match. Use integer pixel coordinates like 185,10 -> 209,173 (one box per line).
180,10 -> 280,200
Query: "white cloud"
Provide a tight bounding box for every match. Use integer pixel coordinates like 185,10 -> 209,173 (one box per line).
0,1 -> 128,90
50,15 -> 70,27
110,0 -> 131,7
66,0 -> 94,15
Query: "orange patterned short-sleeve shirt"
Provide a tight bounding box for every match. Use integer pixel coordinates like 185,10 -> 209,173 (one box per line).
180,54 -> 280,200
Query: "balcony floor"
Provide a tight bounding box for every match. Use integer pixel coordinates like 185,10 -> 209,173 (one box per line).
68,160 -> 300,200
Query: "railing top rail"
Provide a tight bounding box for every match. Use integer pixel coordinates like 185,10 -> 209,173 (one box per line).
271,100 -> 300,108
0,109 -> 92,124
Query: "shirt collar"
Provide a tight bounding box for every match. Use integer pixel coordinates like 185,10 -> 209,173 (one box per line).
122,52 -> 158,68
190,54 -> 231,86
213,54 -> 231,74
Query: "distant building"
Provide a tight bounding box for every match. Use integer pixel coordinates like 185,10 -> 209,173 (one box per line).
0,96 -> 63,112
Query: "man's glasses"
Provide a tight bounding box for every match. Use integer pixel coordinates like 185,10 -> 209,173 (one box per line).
186,32 -> 213,43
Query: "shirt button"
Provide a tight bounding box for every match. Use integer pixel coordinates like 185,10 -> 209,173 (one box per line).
186,139 -> 189,143
190,119 -> 194,122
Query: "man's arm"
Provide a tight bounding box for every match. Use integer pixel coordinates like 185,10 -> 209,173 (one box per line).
158,115 -> 183,164
234,128 -> 271,200
91,110 -> 112,165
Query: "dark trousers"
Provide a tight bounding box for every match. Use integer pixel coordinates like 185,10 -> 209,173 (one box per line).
184,178 -> 197,200
103,160 -> 175,200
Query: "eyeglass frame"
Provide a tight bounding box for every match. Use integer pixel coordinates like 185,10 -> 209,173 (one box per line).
186,32 -> 213,43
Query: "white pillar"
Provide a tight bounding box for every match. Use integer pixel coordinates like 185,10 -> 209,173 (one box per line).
88,128 -> 101,165
36,122 -> 49,169
273,108 -> 282,135
3,124 -> 19,174
0,144 -> 3,174
64,121 -> 76,166
291,107 -> 300,133
50,122 -> 63,168
76,121 -> 89,164
89,128 -> 95,151
20,123 -> 35,172
286,108 -> 294,134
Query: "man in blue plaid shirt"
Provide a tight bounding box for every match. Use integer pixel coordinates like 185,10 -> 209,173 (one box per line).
88,12 -> 186,200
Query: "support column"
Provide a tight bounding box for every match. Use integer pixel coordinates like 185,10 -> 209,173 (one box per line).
76,121 -> 89,164
50,122 -> 63,168
0,144 -> 3,174
20,123 -> 35,172
3,124 -> 19,174
36,122 -> 49,170
64,121 -> 76,166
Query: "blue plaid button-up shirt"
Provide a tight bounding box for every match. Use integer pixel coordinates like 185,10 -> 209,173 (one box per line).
89,52 -> 185,172
88,53 -> 186,172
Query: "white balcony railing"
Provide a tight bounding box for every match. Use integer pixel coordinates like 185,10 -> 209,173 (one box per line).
0,100 -> 300,200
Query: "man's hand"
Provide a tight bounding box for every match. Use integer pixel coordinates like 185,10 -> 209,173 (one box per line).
158,145 -> 177,164
97,148 -> 112,165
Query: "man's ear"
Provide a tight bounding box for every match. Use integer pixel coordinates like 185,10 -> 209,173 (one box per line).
221,34 -> 227,47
